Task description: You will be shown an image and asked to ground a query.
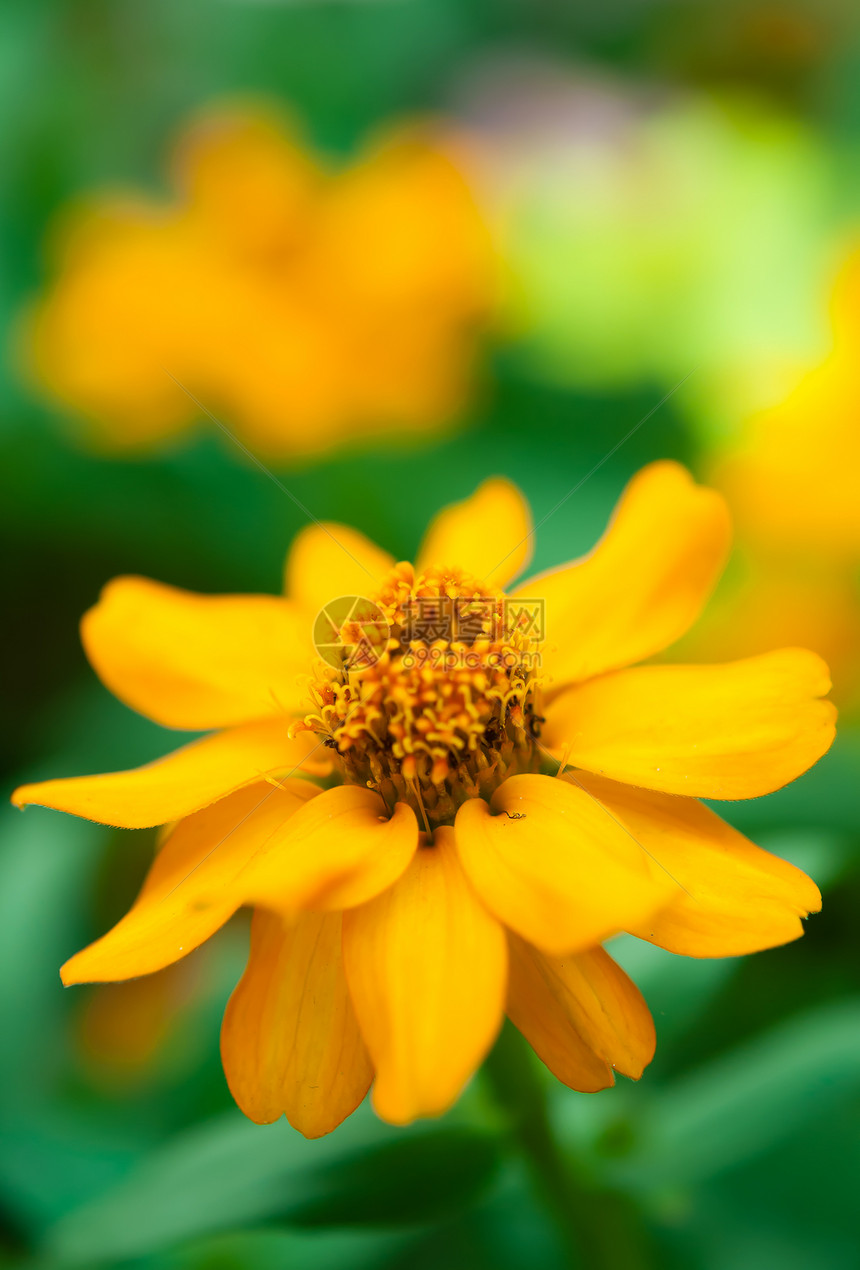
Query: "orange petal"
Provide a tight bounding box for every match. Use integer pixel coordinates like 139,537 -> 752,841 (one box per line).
82,576 -> 311,729
62,780 -> 320,984
221,909 -> 372,1136
237,785 -> 419,912
570,772 -> 821,956
284,523 -> 394,616
11,719 -> 329,829
416,478 -> 532,589
454,775 -> 676,957
342,826 -> 506,1124
513,462 -> 730,689
543,649 -> 836,799
506,934 -> 655,1090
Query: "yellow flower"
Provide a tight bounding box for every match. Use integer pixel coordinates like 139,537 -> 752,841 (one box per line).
23,104 -> 495,456
13,462 -> 834,1136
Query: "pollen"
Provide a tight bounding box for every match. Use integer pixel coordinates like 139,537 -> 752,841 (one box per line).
295,563 -> 544,828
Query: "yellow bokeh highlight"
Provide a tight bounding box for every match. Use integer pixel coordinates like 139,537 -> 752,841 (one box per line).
688,248 -> 860,709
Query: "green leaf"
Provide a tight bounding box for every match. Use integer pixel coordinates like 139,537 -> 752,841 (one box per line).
0,806 -> 106,1089
290,1128 -> 500,1228
141,1227 -> 410,1270
42,1107 -> 382,1264
615,999 -> 860,1188
42,1109 -> 501,1265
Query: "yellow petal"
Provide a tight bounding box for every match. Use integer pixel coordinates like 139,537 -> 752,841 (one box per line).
342,826 -> 506,1125
416,478 -> 532,589
506,934 -> 655,1090
543,649 -> 836,799
81,576 -> 311,729
513,462 -> 730,689
570,773 -> 821,956
284,523 -> 394,616
62,780 -> 320,984
454,775 -> 676,957
237,785 -> 419,912
12,719 -> 328,829
221,909 -> 372,1136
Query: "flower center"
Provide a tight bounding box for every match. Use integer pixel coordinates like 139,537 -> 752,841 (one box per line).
295,562 -> 544,828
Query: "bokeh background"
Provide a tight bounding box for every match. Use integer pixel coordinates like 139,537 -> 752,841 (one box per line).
3,2 -> 860,1267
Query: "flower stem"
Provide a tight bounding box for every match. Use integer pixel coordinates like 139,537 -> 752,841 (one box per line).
482,1024 -> 655,1270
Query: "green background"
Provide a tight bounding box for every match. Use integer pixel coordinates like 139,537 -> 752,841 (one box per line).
3,2 -> 860,1267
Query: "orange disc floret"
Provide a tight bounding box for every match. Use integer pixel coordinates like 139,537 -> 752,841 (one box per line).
295,564 -> 543,826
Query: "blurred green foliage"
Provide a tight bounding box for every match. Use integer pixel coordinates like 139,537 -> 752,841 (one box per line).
3,2 -> 860,1269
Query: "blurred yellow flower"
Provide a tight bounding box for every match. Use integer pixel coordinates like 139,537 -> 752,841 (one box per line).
695,248 -> 860,706
24,104 -> 496,456
719,250 -> 860,556
14,463 -> 833,1135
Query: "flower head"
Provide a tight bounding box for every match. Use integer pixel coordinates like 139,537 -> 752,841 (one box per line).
23,104 -> 495,456
13,462 -> 834,1134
